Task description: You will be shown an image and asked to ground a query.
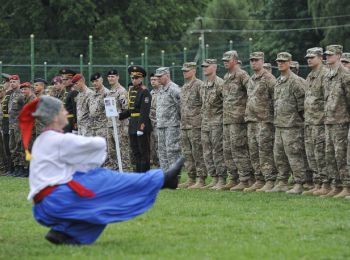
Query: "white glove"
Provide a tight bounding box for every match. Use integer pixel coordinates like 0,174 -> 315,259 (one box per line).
137,131 -> 144,136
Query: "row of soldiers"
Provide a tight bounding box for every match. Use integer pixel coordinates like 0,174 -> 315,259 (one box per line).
155,44 -> 350,200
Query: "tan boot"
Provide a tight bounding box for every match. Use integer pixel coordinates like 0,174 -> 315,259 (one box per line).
222,179 -> 239,190
320,186 -> 342,198
266,180 -> 289,192
243,180 -> 265,192
230,181 -> 249,191
286,183 -> 304,194
178,177 -> 196,189
212,177 -> 227,190
303,182 -> 314,190
201,177 -> 218,189
188,177 -> 206,189
345,196 -> 350,200
313,183 -> 331,196
302,183 -> 321,195
333,187 -> 350,198
256,181 -> 274,192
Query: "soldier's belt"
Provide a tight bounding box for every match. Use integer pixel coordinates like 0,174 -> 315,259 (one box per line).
131,113 -> 141,117
2,114 -> 9,118
67,114 -> 75,118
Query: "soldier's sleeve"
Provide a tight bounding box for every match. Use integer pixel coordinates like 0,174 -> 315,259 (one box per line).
241,71 -> 250,89
294,77 -> 305,112
343,73 -> 350,112
138,89 -> 151,131
267,75 -> 277,99
119,89 -> 128,111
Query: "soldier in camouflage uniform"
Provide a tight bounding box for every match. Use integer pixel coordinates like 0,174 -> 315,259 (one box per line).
267,52 -> 308,194
106,69 -> 131,171
52,76 -> 66,102
340,53 -> 350,70
71,74 -> 93,136
149,73 -> 160,167
290,61 -> 300,75
244,52 -> 277,192
322,45 -> 350,198
33,78 -> 47,97
1,76 -> 12,175
0,85 -> 5,174
34,78 -> 49,137
263,63 -> 272,74
155,67 -> 182,171
302,48 -> 329,196
221,50 -> 253,191
200,59 -> 227,189
178,62 -> 206,189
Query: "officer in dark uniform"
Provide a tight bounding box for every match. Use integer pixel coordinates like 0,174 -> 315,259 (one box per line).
119,66 -> 152,173
59,69 -> 78,133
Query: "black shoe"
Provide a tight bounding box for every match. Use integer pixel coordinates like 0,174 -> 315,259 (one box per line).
45,230 -> 72,245
162,157 -> 185,189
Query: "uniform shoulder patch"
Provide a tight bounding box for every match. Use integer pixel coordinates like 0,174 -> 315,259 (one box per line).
144,97 -> 150,103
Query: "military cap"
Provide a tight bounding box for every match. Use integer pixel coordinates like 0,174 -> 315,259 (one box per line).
238,60 -> 242,65
263,63 -> 272,70
324,45 -> 343,55
290,61 -> 299,69
128,65 -> 147,77
107,69 -> 119,76
201,59 -> 217,67
305,47 -> 323,58
181,62 -> 197,71
72,74 -> 83,84
52,76 -> 63,84
340,53 -> 350,63
34,78 -> 48,85
250,52 -> 264,60
276,52 -> 292,61
59,68 -> 76,77
222,50 -> 238,61
1,73 -> 11,81
10,74 -> 20,81
19,82 -> 32,89
154,67 -> 169,76
90,72 -> 102,82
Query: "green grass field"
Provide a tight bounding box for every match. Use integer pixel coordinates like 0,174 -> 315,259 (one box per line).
0,176 -> 349,260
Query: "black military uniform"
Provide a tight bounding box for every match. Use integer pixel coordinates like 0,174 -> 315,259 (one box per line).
119,66 -> 152,173
59,69 -> 78,133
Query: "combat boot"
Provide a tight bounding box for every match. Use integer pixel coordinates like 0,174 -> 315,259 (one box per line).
230,181 -> 249,191
202,177 -> 218,189
303,182 -> 314,190
313,183 -> 331,196
212,177 -> 227,190
333,187 -> 350,198
286,183 -> 303,194
256,181 -> 274,192
222,179 -> 239,190
178,177 -> 196,189
302,183 -> 321,195
162,157 -> 185,189
243,180 -> 265,192
188,177 -> 206,189
266,180 -> 289,192
320,186 -> 342,198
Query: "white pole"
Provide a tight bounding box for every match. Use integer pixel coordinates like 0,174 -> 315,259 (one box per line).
112,117 -> 123,172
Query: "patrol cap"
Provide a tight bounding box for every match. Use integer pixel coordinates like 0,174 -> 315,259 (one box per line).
263,63 -> 272,70
34,78 -> 48,85
52,76 -> 63,84
340,52 -> 350,63
128,65 -> 147,77
1,73 -> 11,82
250,51 -> 264,60
59,68 -> 76,77
154,67 -> 170,76
222,50 -> 238,61
10,75 -> 20,81
19,82 -> 32,89
181,62 -> 197,71
238,60 -> 242,65
201,59 -> 217,67
290,61 -> 299,69
305,47 -> 323,58
107,69 -> 119,76
324,45 -> 343,55
72,73 -> 83,84
276,52 -> 292,61
90,72 -> 102,82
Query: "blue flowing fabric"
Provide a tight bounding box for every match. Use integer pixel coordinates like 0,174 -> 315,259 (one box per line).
33,168 -> 165,244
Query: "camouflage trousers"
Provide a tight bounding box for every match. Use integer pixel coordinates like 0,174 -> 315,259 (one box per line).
274,127 -> 307,184
181,128 -> 206,179
305,125 -> 327,184
78,124 -> 92,136
0,131 -> 5,172
223,124 -> 238,181
224,123 -> 253,182
106,126 -> 131,171
9,128 -> 24,167
247,122 -> 277,182
326,124 -> 349,187
157,126 -> 182,171
150,124 -> 159,167
201,125 -> 227,178
91,127 -> 109,167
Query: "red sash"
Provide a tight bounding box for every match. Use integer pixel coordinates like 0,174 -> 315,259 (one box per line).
34,180 -> 96,203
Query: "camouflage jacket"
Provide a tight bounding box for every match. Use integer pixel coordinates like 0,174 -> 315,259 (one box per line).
274,71 -> 305,127
156,81 -> 181,128
76,87 -> 93,127
245,69 -> 276,123
107,84 -> 128,128
180,78 -> 203,129
324,64 -> 350,124
223,68 -> 250,124
9,89 -> 25,129
89,86 -> 110,129
150,88 -> 160,126
304,65 -> 328,125
200,75 -> 224,131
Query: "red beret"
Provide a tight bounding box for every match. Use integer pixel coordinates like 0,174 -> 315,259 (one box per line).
72,73 -> 82,83
10,75 -> 20,81
19,82 -> 32,89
